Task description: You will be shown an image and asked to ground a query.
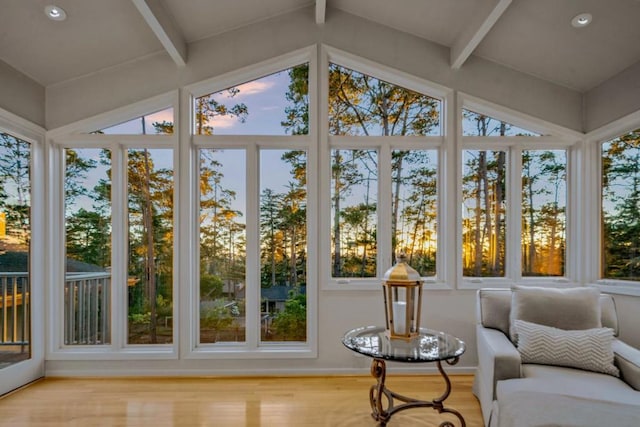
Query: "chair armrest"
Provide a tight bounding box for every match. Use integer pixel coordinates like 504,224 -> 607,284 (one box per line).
613,339 -> 640,391
474,324 -> 523,425
477,325 -> 522,396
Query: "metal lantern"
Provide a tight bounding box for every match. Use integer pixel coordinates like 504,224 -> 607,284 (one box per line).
382,254 -> 423,340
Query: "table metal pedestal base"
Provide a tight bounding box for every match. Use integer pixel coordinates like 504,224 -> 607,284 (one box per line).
368,357 -> 466,427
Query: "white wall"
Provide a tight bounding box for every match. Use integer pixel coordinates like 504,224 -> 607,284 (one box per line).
585,61 -> 640,132
43,287 -> 639,376
0,59 -> 44,127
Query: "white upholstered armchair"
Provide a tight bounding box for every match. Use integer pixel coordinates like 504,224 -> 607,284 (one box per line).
473,286 -> 640,427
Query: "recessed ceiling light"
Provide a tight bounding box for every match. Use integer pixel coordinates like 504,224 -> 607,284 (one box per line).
571,13 -> 592,28
44,5 -> 67,21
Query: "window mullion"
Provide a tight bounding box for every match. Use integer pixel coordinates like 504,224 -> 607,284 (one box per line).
378,145 -> 392,275
508,147 -> 522,281
245,143 -> 259,349
111,144 -> 127,350
579,139 -> 596,283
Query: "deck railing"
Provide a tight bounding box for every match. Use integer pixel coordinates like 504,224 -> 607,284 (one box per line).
0,272 -> 111,347
64,272 -> 111,345
0,273 -> 30,349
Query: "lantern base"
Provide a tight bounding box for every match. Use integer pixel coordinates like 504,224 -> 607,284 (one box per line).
385,329 -> 419,341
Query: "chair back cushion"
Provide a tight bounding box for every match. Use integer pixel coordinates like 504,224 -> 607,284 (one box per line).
477,287 -> 619,338
509,286 -> 601,341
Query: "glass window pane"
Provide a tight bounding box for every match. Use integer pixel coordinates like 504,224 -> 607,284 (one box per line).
91,108 -> 174,135
328,63 -> 441,136
195,64 -> 309,136
127,149 -> 173,344
392,150 -> 438,276
462,109 -> 541,136
331,149 -> 378,277
64,148 -> 112,345
602,129 -> 640,280
521,150 -> 566,276
199,149 -> 246,344
260,150 -> 307,342
0,132 -> 31,366
462,150 -> 506,277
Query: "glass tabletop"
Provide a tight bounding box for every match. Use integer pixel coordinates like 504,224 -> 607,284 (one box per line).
342,326 -> 465,363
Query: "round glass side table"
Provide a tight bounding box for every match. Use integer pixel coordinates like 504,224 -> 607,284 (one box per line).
342,325 -> 466,427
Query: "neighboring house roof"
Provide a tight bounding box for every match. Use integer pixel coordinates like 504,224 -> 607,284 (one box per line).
261,285 -> 306,302
0,251 -> 106,273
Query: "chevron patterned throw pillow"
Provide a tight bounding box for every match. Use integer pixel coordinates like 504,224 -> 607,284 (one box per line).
514,319 -> 619,377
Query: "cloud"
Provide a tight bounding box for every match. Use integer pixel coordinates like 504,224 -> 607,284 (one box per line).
145,108 -> 173,124
234,80 -> 275,97
209,114 -> 239,129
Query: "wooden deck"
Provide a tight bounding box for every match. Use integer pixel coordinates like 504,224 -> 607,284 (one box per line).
0,374 -> 483,426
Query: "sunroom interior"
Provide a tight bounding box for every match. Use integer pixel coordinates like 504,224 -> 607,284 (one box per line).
1,0 -> 640,400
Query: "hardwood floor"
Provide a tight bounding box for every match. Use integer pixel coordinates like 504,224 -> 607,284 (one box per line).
0,374 -> 483,426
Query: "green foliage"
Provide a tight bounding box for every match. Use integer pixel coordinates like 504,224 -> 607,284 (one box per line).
271,292 -> 306,341
281,64 -> 309,135
129,312 -> 151,325
200,300 -> 236,331
200,273 -> 224,299
66,208 -> 111,267
65,148 -> 97,206
0,133 -> 31,244
155,294 -> 173,319
328,63 -> 440,137
195,88 -> 248,135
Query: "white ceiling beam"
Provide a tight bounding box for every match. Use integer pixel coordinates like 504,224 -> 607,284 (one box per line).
131,0 -> 187,67
316,0 -> 326,24
450,0 -> 512,69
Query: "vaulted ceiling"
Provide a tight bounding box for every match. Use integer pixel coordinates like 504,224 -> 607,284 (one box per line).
1,0 -> 639,93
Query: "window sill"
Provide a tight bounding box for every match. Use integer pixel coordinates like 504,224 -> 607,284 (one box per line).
186,345 -> 317,360
458,277 -> 578,290
322,279 -> 452,292
47,345 -> 177,361
594,281 -> 640,297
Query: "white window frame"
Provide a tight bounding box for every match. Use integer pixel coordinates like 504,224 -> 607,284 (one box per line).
182,46 -> 318,359
457,93 -> 583,289
46,92 -> 180,360
321,46 -> 455,291
586,109 -> 640,296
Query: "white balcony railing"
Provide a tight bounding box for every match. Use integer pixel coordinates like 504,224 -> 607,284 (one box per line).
1,272 -> 111,347
64,272 -> 111,345
0,273 -> 29,349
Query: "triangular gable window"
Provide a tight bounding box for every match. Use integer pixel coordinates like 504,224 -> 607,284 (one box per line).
194,64 -> 309,136
90,108 -> 174,135
329,63 -> 442,136
462,109 -> 541,136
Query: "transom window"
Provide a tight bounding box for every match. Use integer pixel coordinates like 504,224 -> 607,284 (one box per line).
89,108 -> 174,135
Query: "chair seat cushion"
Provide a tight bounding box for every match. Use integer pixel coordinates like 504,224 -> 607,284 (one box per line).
493,374 -> 640,427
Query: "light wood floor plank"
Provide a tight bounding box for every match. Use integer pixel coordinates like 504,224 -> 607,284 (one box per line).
0,375 -> 483,426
